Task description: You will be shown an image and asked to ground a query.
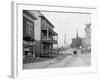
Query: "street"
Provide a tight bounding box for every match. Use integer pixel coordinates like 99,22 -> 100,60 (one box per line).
44,53 -> 91,68
23,53 -> 91,69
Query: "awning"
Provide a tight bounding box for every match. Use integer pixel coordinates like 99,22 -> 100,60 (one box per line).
23,37 -> 35,42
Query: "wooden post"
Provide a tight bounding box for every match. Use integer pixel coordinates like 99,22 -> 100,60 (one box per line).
47,29 -> 49,39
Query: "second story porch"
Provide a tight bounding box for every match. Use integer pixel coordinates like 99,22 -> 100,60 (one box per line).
41,27 -> 58,44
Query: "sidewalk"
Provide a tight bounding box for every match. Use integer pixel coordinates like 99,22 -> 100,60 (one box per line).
23,58 -> 57,69
23,54 -> 68,69
23,57 -> 53,64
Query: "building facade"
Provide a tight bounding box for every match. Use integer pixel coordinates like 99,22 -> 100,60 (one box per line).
83,23 -> 91,52
23,10 -> 58,58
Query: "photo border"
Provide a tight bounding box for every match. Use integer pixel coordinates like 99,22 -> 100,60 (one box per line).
11,1 -> 97,78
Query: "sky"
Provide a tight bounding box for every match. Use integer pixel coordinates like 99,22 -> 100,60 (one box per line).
41,11 -> 91,47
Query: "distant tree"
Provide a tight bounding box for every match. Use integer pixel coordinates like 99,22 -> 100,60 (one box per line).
85,23 -> 91,31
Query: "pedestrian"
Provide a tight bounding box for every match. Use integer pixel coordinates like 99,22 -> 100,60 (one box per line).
73,50 -> 78,56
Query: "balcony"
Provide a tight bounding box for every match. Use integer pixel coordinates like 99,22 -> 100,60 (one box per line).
41,26 -> 58,44
41,35 -> 58,44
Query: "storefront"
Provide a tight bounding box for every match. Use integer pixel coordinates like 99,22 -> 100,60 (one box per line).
23,40 -> 35,59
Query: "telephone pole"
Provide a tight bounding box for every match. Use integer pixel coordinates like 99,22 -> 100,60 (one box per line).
64,33 -> 67,49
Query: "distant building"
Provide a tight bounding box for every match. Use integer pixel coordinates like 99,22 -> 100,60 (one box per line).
23,10 -> 58,58
85,23 -> 91,47
70,23 -> 91,52
81,23 -> 91,53
70,30 -> 82,48
81,38 -> 86,48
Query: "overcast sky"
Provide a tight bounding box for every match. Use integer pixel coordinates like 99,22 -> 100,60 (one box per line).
41,11 -> 91,47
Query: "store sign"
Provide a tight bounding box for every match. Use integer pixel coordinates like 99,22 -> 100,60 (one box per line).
23,41 -> 35,45
24,48 -> 30,51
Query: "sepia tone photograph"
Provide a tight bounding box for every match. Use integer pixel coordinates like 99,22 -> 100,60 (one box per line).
23,10 -> 91,69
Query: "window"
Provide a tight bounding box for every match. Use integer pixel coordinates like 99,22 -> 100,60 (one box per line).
26,21 -> 33,37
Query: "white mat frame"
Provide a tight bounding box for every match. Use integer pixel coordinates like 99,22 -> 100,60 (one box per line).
11,1 -> 97,79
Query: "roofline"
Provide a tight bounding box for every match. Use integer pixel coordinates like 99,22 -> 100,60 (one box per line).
39,15 -> 55,28
23,10 -> 37,20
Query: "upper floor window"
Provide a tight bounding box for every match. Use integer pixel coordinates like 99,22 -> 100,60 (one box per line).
26,21 -> 33,37
41,19 -> 46,27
